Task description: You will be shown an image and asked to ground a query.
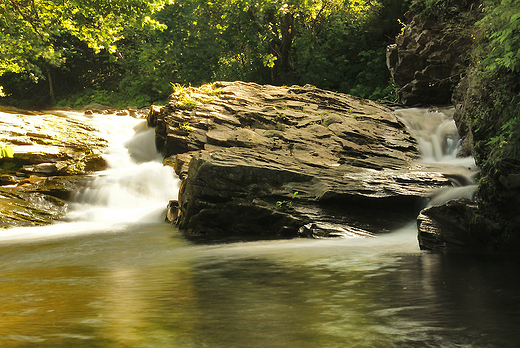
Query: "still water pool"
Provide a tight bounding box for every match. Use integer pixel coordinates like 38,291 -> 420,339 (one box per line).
1,222 -> 519,348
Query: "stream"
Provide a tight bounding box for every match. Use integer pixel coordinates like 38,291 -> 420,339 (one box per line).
1,109 -> 519,347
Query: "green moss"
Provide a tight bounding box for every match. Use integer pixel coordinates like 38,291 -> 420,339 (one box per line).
169,82 -> 224,110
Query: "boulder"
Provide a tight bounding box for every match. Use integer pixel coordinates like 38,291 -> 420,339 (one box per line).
417,198 -> 500,252
151,82 -> 455,238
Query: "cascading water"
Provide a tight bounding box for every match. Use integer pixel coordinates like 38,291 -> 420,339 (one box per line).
395,107 -> 478,206
1,112 -> 179,241
66,118 -> 179,225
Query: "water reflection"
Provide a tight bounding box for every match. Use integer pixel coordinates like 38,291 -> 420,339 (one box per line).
0,224 -> 519,347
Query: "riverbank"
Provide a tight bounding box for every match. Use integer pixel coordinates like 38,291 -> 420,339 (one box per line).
0,107 -> 151,228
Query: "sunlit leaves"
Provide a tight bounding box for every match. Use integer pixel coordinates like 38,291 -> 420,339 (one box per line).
0,0 -> 168,74
477,0 -> 520,74
0,144 -> 14,158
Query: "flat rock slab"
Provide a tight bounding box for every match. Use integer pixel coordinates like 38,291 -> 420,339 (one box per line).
150,81 -> 453,238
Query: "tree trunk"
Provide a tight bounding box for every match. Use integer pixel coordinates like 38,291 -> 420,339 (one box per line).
280,12 -> 294,71
269,12 -> 295,85
45,63 -> 56,105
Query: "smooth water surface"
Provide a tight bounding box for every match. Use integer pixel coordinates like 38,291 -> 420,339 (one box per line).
1,224 -> 519,348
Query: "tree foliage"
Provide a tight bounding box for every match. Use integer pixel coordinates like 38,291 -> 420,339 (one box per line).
477,0 -> 520,74
0,0 -> 166,104
0,0 -> 410,108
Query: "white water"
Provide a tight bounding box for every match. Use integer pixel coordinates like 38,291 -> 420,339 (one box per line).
395,107 -> 478,206
1,112 -> 179,242
2,107 -> 475,242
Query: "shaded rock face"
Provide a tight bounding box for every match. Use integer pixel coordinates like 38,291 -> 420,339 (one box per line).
386,4 -> 478,106
152,82 -> 454,238
0,109 -> 108,228
417,198 -> 500,252
477,159 -> 520,248
417,159 -> 520,252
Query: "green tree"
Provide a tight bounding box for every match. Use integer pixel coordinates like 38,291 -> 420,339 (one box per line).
0,0 -> 166,104
1,0 -> 411,108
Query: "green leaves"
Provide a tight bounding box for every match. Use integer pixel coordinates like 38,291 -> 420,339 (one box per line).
478,0 -> 520,74
1,0 -> 409,107
0,0 -> 166,75
0,145 -> 14,159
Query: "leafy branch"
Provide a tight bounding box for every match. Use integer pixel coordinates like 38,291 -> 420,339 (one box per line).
276,191 -> 298,208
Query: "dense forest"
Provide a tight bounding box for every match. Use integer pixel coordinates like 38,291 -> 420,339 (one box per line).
0,0 -> 410,109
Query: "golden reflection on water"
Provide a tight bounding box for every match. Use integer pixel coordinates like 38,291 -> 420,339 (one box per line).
0,229 -> 199,347
0,225 -> 519,348
0,266 -> 199,346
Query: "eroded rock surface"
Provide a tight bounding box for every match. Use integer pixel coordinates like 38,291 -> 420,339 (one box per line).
0,109 -> 108,227
417,198 -> 500,252
151,82 -> 454,238
386,3 -> 480,105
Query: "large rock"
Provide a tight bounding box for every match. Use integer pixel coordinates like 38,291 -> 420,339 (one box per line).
417,198 -> 500,252
152,82 -> 455,238
417,159 -> 520,252
386,3 -> 480,105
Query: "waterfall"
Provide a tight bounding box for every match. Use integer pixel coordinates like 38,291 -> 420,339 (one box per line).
395,107 -> 478,206
1,112 -> 179,241
66,123 -> 179,225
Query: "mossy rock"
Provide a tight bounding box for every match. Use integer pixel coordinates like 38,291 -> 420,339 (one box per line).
0,188 -> 67,228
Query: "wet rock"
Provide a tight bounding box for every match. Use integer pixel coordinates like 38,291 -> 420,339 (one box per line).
81,103 -> 113,114
0,174 -> 17,186
0,187 -> 68,228
116,110 -> 129,116
0,110 -> 109,227
152,82 -> 455,238
166,200 -> 179,223
298,222 -> 375,239
417,198 -> 500,252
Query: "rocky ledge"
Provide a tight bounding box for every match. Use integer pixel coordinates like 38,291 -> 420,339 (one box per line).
0,108 -> 108,228
150,81 -> 455,239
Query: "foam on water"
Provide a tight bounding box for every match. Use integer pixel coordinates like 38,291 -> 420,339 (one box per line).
1,112 -> 179,242
395,107 -> 478,206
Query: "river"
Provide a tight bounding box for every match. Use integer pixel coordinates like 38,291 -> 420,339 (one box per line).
0,109 -> 519,347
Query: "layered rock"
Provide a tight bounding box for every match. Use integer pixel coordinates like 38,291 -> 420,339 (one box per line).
0,108 -> 108,227
386,3 -> 480,105
417,198 -> 500,252
417,158 -> 520,252
151,81 -> 455,238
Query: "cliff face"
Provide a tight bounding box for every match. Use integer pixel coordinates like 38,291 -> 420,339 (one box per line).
397,2 -> 520,251
386,2 -> 480,106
